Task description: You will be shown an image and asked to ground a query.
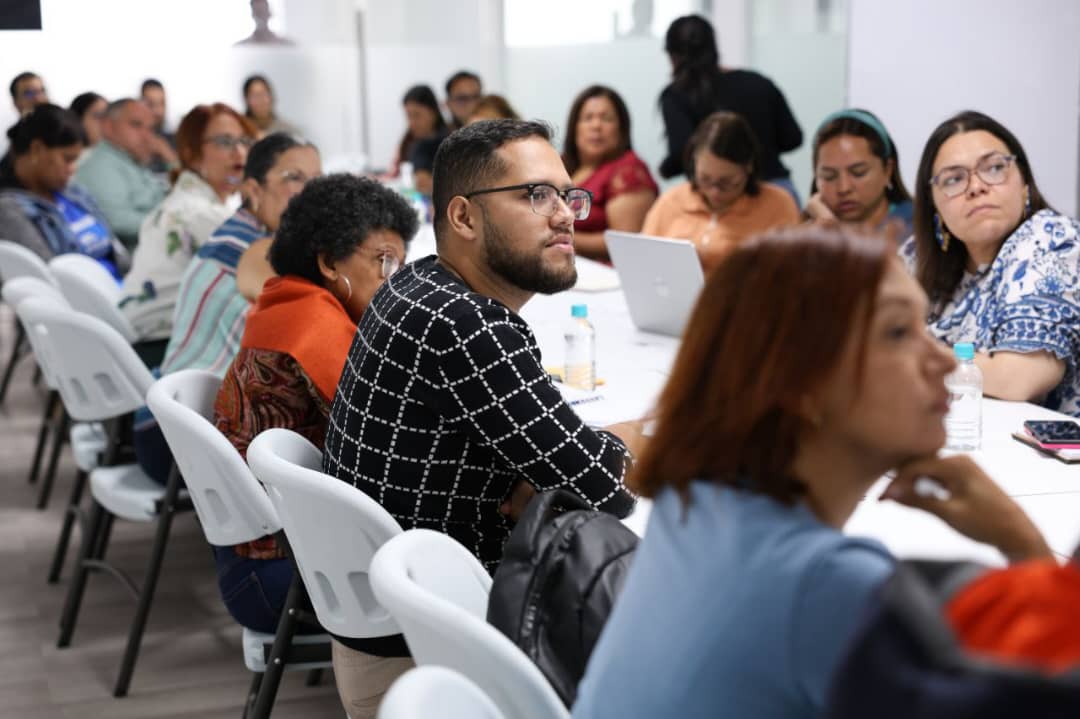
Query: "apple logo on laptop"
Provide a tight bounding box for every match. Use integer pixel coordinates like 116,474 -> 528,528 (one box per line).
653,276 -> 670,298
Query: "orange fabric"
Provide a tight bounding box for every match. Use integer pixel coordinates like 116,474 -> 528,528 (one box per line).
945,560 -> 1080,673
641,181 -> 800,274
240,275 -> 356,402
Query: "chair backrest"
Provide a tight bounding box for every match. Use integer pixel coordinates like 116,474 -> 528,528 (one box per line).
245,428 -> 403,639
1,276 -> 69,310
370,529 -> 569,719
48,253 -> 137,343
0,240 -> 57,287
378,666 -> 505,719
146,369 -> 281,546
14,297 -> 154,422
2,278 -> 69,390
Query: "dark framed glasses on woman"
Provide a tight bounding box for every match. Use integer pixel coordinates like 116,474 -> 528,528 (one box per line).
930,152 -> 1017,198
463,183 -> 593,221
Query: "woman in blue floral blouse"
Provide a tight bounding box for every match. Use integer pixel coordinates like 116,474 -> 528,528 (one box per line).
901,111 -> 1080,416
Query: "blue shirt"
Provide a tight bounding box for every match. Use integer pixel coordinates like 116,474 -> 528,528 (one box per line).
54,190 -> 120,279
573,482 -> 894,719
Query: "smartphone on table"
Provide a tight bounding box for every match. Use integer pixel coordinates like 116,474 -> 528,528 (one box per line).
1022,420 -> 1080,449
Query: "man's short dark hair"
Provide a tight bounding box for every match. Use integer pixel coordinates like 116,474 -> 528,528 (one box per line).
269,174 -> 419,286
445,70 -> 481,97
10,71 -> 39,101
140,78 -> 164,95
431,119 -> 552,237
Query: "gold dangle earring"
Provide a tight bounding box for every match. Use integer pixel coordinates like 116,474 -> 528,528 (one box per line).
934,213 -> 950,252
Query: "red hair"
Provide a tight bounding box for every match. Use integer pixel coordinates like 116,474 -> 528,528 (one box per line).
173,102 -> 257,180
630,225 -> 891,505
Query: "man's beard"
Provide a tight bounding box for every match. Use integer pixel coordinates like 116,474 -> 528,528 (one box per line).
481,213 -> 577,295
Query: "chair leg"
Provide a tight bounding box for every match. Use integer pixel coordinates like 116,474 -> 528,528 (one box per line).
57,500 -> 106,648
243,672 -> 264,719
0,322 -> 25,405
112,464 -> 182,698
47,469 -> 87,584
250,572 -> 306,719
38,411 -> 69,504
28,390 -> 59,485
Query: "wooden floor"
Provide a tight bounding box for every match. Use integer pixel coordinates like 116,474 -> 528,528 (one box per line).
0,305 -> 344,718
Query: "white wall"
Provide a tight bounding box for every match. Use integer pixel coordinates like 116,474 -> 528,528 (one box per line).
362,0 -> 505,171
848,0 -> 1080,216
0,0 -> 364,162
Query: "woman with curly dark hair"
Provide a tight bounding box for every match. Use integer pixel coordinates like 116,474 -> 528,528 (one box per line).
210,174 -> 418,712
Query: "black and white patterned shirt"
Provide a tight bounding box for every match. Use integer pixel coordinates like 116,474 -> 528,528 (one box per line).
324,256 -> 634,571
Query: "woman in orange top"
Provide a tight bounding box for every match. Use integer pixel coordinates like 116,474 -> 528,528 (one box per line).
642,111 -> 799,273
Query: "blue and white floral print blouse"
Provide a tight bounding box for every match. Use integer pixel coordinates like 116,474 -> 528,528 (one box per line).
900,209 -> 1080,417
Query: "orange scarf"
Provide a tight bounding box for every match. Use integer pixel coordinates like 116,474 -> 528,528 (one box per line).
241,275 -> 356,401
946,560 -> 1080,673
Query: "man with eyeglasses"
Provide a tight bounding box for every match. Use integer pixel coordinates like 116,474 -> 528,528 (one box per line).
76,99 -> 166,250
9,71 -> 48,117
324,119 -> 642,581
444,70 -> 482,130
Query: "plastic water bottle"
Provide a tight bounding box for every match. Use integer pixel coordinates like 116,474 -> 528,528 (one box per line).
944,342 -> 982,450
564,304 -> 596,391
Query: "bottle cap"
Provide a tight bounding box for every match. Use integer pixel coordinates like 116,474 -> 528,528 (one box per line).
953,342 -> 975,361
571,304 -> 588,318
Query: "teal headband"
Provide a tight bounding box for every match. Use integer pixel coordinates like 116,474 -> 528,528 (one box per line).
816,109 -> 893,158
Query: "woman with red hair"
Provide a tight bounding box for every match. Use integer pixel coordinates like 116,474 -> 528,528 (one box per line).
574,225 -> 1050,719
120,103 -> 256,359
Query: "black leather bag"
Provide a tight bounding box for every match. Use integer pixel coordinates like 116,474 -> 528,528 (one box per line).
487,489 -> 639,707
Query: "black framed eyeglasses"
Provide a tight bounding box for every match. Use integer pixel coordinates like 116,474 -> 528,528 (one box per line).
203,134 -> 255,151
930,153 -> 1017,198
463,183 -> 593,221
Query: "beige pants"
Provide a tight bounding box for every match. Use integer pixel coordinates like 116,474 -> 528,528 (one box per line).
331,638 -> 415,719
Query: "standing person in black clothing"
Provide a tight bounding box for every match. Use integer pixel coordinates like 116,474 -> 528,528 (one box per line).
323,119 -> 641,574
659,14 -> 803,204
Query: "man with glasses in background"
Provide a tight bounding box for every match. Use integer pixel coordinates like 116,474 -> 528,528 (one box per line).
325,118 -> 642,569
444,69 -> 482,129
9,71 -> 48,116
76,99 -> 166,250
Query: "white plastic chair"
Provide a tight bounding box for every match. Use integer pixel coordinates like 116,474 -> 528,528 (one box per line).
14,296 -> 191,698
379,666 -> 505,719
48,253 -> 137,343
146,369 -> 333,717
369,529 -> 570,719
0,239 -> 57,286
2,280 -> 106,509
246,428 -> 407,717
0,241 -> 57,404
246,428 -> 405,640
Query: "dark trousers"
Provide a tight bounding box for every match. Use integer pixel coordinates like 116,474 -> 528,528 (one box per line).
212,545 -> 296,634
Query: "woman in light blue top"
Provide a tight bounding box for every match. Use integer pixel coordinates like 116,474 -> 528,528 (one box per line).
901,110 -> 1080,416
573,225 -> 1051,719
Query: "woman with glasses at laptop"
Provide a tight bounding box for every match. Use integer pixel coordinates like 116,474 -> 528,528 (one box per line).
213,174 -> 418,716
574,224 -> 1051,719
562,85 -> 658,262
804,109 -> 913,235
901,110 -> 1080,417
119,103 -> 257,360
641,111 -> 799,273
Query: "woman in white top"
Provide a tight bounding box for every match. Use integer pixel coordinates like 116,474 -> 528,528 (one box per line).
121,103 -> 257,355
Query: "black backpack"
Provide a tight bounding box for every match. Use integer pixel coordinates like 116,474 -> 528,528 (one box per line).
825,559 -> 1080,719
487,489 -> 639,707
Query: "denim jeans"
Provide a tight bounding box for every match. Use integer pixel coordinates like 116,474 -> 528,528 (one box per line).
212,545 -> 295,634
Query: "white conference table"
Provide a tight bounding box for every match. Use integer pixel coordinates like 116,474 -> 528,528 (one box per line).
407,232 -> 1080,565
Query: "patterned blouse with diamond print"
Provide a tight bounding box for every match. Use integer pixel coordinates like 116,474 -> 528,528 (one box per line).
899,209 -> 1080,416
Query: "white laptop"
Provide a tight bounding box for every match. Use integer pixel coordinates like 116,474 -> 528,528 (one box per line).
604,230 -> 705,337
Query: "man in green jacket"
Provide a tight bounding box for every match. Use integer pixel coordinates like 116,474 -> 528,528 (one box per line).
75,98 -> 167,251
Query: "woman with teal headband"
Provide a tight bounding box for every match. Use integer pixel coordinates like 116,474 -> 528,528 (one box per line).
805,108 -> 913,234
